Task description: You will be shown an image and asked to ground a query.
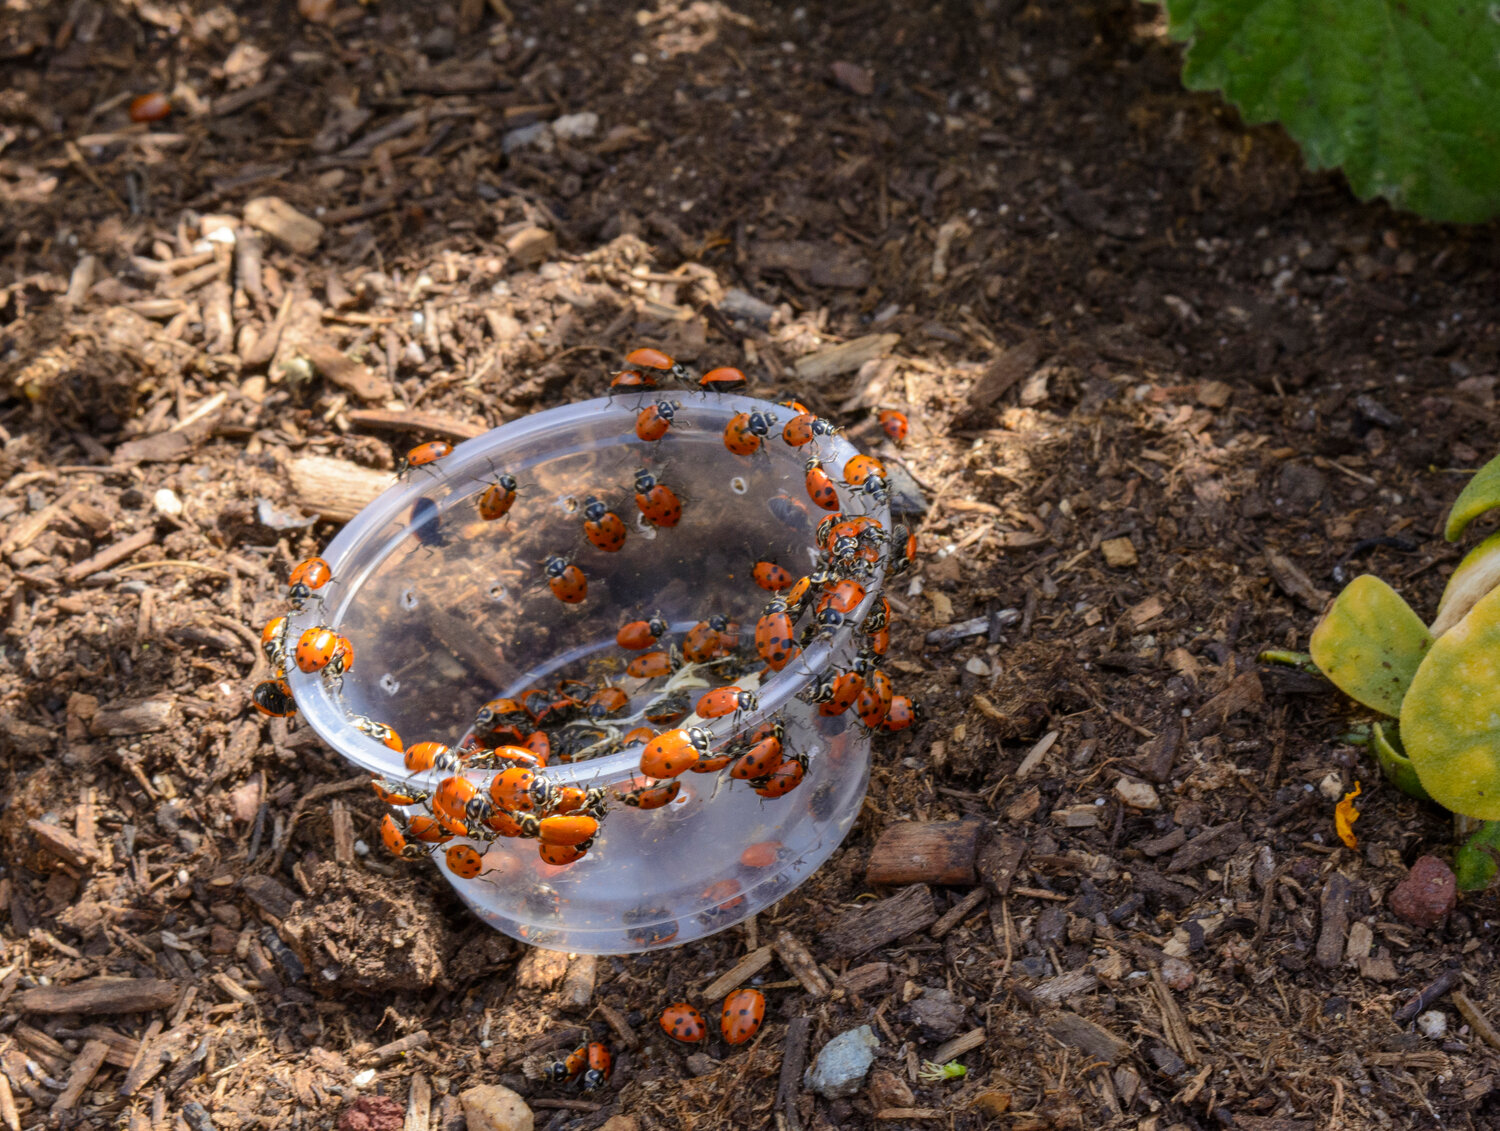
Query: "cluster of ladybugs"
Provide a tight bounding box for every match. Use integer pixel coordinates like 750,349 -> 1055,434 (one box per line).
659,986 -> 765,1045
247,346 -> 921,885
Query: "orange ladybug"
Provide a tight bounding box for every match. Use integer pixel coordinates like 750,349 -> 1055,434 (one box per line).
380,814 -> 423,860
817,579 -> 867,616
404,741 -> 458,774
696,686 -> 757,720
699,366 -> 748,392
723,410 -> 777,457
581,1042 -> 612,1091
402,440 -> 453,475
128,92 -> 172,122
660,1003 -> 707,1042
260,615 -> 290,671
626,650 -> 677,679
445,844 -> 484,879
721,988 -> 766,1045
539,842 -> 588,866
407,814 -> 453,844
754,599 -> 799,671
478,473 -> 520,521
370,778 -> 424,806
635,400 -> 681,442
587,686 -> 629,718
537,814 -> 598,847
490,766 -> 539,811
842,454 -> 886,487
287,556 -> 331,607
610,367 -> 657,391
616,779 -> 681,809
730,735 -> 783,780
633,468 -> 683,527
752,561 -> 793,591
617,615 -> 669,651
434,776 -> 484,825
881,695 -> 921,732
545,556 -> 587,603
804,457 -> 840,511
753,756 -> 807,798
683,616 -> 729,663
352,715 -> 403,752
878,408 -> 909,444
625,347 -> 690,382
545,1045 -> 588,1084
582,498 -> 628,553
640,727 -> 710,779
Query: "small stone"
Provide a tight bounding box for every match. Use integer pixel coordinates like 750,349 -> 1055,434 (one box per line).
1113,777 -> 1160,810
865,1067 -> 915,1109
804,1025 -> 878,1099
459,1084 -> 533,1131
720,288 -> 777,325
502,123 -> 553,154
209,925 -> 237,954
1160,956 -> 1194,991
964,656 -> 990,676
1100,537 -> 1137,568
243,196 -> 324,254
552,111 -> 599,141
1417,1010 -> 1448,1040
1318,772 -> 1345,801
684,1053 -> 719,1076
337,1095 -> 404,1131
1388,855 -> 1457,928
506,226 -> 557,268
907,987 -> 965,1043
1275,463 -> 1327,516
830,61 -> 875,96
153,487 -> 183,516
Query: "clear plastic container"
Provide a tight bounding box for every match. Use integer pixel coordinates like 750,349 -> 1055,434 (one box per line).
283,391 -> 890,953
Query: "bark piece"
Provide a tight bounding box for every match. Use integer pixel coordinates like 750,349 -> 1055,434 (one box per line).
240,874 -> 298,921
90,694 -> 176,736
773,931 -> 830,998
505,226 -> 556,268
775,1017 -> 812,1131
1315,873 -> 1352,969
287,455 -> 396,522
1187,672 -> 1264,739
1042,1011 -> 1131,1064
244,196 -> 324,253
63,528 -> 157,583
559,955 -> 596,1013
755,240 -> 870,289
51,1040 -> 109,1113
865,819 -> 985,887
835,962 -> 890,995
702,946 -> 774,1002
345,410 -> 487,441
1164,824 -> 1245,874
821,884 -> 936,958
302,341 -> 393,402
793,333 -> 900,382
26,820 -> 95,868
975,834 -> 1026,896
930,888 -> 988,940
14,978 -> 178,1016
516,948 -> 570,990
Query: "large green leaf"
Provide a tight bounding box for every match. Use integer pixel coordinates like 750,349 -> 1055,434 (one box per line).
1370,722 -> 1432,803
1401,585 -> 1500,820
1444,454 -> 1500,542
1159,0 -> 1500,223
1309,575 -> 1433,717
1454,821 -> 1500,892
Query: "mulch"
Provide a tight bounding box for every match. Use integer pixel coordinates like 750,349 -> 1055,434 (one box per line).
2,0 -> 1500,1128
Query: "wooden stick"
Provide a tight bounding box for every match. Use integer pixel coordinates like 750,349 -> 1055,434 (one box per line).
559,954 -> 596,1013
119,1020 -> 163,1096
406,1071 -> 431,1131
64,528 -> 157,584
773,932 -> 829,999
330,800 -> 355,865
0,1069 -> 19,1131
27,820 -> 96,869
930,1026 -> 985,1064
14,978 -> 178,1016
595,1001 -> 639,1050
930,887 -> 988,940
51,1039 -> 110,1113
1453,991 -> 1500,1051
286,455 -> 395,522
775,1016 -> 811,1131
820,885 -> 937,958
702,946 -> 775,1002
366,1030 -> 430,1065
345,409 -> 487,441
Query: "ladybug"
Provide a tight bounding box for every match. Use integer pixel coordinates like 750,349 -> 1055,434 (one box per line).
882,695 -> 921,732
128,92 -> 172,122
545,556 -> 587,604
539,842 -> 588,866
855,685 -> 888,729
582,497 -> 628,553
252,679 -> 296,718
723,410 -> 777,457
782,413 -> 838,447
445,844 -> 484,879
610,367 -> 658,391
401,440 -> 453,476
730,734 -> 783,780
699,878 -> 748,919
633,468 -> 683,527
625,347 -> 691,382
490,766 -> 539,811
370,777 -> 425,806
867,625 -> 890,656
818,579 -> 867,616
287,556 -> 331,608
640,727 -> 711,779
809,607 -> 846,641
486,808 -> 528,838
521,731 -> 551,762
696,686 -> 758,720
683,616 -> 730,663
843,454 -> 886,487
699,366 -> 748,392
805,669 -> 864,716
644,692 -> 690,725
752,560 -> 794,591
804,457 -> 840,511
352,715 -> 403,752
636,400 -> 681,443
581,1042 -> 612,1091
476,697 -> 531,735
323,635 -> 354,681
617,778 -> 682,809
404,741 -> 459,774
433,776 -> 484,825
617,615 -> 669,651
878,408 -> 909,444
380,814 -> 424,860
863,595 -> 892,633
587,686 -> 630,718
408,815 -> 454,844
660,1003 -> 708,1042
490,744 -> 546,770
537,814 -> 599,847
545,1045 -> 588,1084
753,756 -> 807,798
754,600 -> 799,671
478,473 -> 520,521
721,988 -> 766,1045
624,725 -> 658,745
783,575 -> 815,620
741,841 -> 782,868
260,615 -> 290,672
767,493 -> 811,532
626,650 -> 677,679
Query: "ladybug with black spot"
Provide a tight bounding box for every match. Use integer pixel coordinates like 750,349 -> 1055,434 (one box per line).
581,497 -> 628,553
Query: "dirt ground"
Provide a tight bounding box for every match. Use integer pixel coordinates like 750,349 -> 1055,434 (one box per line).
3,0 -> 1500,1127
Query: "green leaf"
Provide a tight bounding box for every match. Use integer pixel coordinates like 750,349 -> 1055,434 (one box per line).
1158,0 -> 1500,223
1444,454 -> 1500,541
1401,585 -> 1500,819
1309,575 -> 1433,717
1369,722 -> 1433,802
1432,531 -> 1500,636
1454,821 -> 1500,891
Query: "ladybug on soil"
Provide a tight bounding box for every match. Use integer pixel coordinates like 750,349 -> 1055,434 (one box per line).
660,1003 -> 708,1042
626,347 -> 691,383
252,679 -> 296,718
721,988 -> 766,1045
752,560 -> 794,591
878,408 -> 909,444
581,1042 -> 612,1091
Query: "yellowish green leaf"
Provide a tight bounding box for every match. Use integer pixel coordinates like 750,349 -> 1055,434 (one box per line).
1432,531 -> 1500,638
1369,722 -> 1432,803
1401,585 -> 1500,820
1309,575 -> 1432,717
1455,821 -> 1500,892
1445,454 -> 1500,542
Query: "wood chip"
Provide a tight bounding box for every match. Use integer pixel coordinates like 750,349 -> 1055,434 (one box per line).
244,196 -> 324,253
1100,536 -> 1138,568
516,948 -> 570,990
505,226 -> 557,267
1315,872 -> 1351,969
1042,1011 -> 1131,1064
1452,991 -> 1500,1051
874,1110 -> 946,1121
367,1030 -> 431,1065
63,528 -> 157,584
1015,730 -> 1058,780
929,1026 -> 985,1064
287,455 -> 396,522
930,887 -> 988,940
14,978 -> 179,1016
964,339 -> 1041,412
1164,823 -> 1246,873
821,884 -> 937,958
793,333 -> 900,382
775,1016 -> 812,1131
50,1039 -> 109,1113
772,931 -> 830,998
754,240 -> 870,289
835,962 -> 890,995
26,820 -> 95,868
702,945 -> 775,1002
1187,671 -> 1264,740
1265,551 -> 1331,610
595,1002 -> 639,1050
406,1072 -> 432,1131
240,874 -> 298,921
345,409 -> 487,441
975,834 -> 1026,896
301,341 -> 393,402
865,819 -> 986,887
559,954 -> 597,1013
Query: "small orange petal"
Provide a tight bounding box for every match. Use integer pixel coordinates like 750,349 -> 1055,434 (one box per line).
1335,780 -> 1362,849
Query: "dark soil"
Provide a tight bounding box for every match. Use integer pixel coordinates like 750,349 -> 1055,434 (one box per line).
3,0 -> 1500,1128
